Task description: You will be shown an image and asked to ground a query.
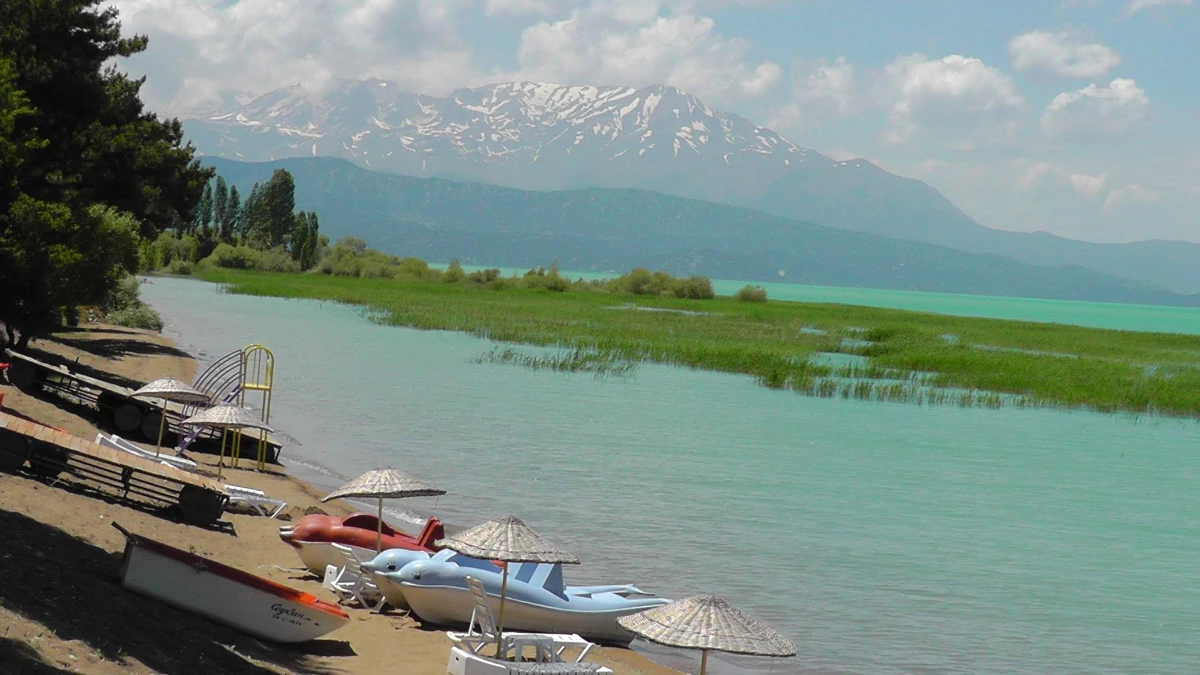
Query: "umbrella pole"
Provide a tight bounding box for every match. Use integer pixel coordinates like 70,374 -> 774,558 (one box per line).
495,564 -> 509,659
376,498 -> 383,553
700,648 -> 708,675
217,428 -> 227,480
154,397 -> 168,454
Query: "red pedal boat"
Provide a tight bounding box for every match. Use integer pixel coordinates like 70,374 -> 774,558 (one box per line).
279,512 -> 443,574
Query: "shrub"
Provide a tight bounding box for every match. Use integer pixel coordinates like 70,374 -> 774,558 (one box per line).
736,285 -> 768,302
258,247 -> 301,273
107,305 -> 164,331
672,276 -> 715,300
101,275 -> 142,313
163,258 -> 194,275
398,257 -> 435,280
468,268 -> 501,284
444,259 -> 466,283
204,243 -> 263,270
154,231 -> 200,268
608,268 -> 713,298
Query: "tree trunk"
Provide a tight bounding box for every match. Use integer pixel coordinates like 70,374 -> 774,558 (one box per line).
15,330 -> 30,352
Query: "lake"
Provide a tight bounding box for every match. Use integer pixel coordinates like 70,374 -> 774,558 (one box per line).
142,276 -> 1200,674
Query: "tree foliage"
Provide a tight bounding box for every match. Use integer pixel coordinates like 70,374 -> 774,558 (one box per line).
0,0 -> 211,346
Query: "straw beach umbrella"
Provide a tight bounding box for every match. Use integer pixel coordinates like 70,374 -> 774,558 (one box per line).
617,595 -> 797,675
321,468 -> 446,552
130,377 -> 209,454
179,404 -> 273,479
436,515 -> 580,657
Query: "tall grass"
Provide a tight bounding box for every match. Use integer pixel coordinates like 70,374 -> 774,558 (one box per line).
200,269 -> 1200,418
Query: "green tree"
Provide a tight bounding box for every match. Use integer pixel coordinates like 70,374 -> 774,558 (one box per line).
263,169 -> 296,248
223,184 -> 241,244
195,181 -> 212,233
213,175 -> 227,239
0,1 -> 208,346
241,182 -> 263,242
291,210 -> 320,270
0,1 -> 210,237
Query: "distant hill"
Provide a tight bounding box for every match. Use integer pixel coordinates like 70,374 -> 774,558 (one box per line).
204,157 -> 1199,308
184,79 -> 1200,293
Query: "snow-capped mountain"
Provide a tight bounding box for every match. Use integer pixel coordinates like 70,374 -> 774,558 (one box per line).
183,79 -> 830,201
182,79 -> 1200,294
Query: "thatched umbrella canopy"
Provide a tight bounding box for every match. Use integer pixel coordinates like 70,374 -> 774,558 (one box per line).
617,595 -> 796,675
180,404 -> 273,431
130,378 -> 209,453
437,515 -> 579,657
179,404 -> 273,478
435,515 -> 581,564
321,468 -> 446,552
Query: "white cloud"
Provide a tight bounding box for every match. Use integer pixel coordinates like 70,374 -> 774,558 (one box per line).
1016,162 -> 1108,198
107,0 -> 477,115
1069,172 -> 1108,198
1126,0 -> 1194,14
881,54 -> 1024,146
1103,183 -> 1160,211
1041,78 -> 1149,137
1008,28 -> 1121,79
768,56 -> 857,133
512,2 -> 782,104
485,0 -> 562,15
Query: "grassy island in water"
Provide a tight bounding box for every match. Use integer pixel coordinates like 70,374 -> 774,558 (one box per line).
194,263 -> 1200,420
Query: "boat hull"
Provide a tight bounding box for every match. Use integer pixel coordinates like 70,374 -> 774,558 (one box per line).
279,513 -> 440,575
118,534 -> 348,643
402,583 -> 651,645
446,646 -> 613,675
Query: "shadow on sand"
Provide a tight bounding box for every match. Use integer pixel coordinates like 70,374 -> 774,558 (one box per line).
48,328 -> 193,362
0,509 -> 352,674
0,638 -> 73,674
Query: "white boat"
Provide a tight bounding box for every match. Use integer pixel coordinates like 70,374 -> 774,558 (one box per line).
114,523 -> 349,643
446,646 -> 614,675
386,550 -> 669,645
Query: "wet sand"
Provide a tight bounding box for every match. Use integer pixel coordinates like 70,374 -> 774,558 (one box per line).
0,325 -> 681,674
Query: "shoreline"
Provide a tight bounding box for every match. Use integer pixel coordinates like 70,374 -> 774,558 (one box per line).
0,324 -> 682,674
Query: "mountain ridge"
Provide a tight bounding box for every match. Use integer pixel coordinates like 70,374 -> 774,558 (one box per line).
204,156 -> 1199,308
183,79 -> 1200,293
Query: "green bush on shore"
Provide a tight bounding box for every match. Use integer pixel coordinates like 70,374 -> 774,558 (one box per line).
100,275 -> 163,331
736,285 -> 769,302
107,304 -> 164,331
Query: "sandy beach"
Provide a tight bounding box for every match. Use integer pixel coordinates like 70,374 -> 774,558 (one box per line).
0,325 -> 681,675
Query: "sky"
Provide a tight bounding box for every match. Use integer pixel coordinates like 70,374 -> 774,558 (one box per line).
107,0 -> 1199,244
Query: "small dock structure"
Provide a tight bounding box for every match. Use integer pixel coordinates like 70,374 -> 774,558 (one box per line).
0,410 -> 228,525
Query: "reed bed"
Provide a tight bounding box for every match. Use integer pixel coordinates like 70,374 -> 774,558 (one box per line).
201,269 -> 1200,419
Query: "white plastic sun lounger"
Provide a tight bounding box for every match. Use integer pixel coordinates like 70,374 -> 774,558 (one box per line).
446,577 -> 597,664
95,433 -> 199,472
223,484 -> 288,519
322,543 -> 385,612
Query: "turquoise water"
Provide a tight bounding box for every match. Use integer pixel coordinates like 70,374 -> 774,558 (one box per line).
457,264 -> 1200,335
142,277 -> 1200,674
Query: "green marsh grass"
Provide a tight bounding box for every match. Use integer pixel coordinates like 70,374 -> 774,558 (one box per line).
200,269 -> 1200,418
